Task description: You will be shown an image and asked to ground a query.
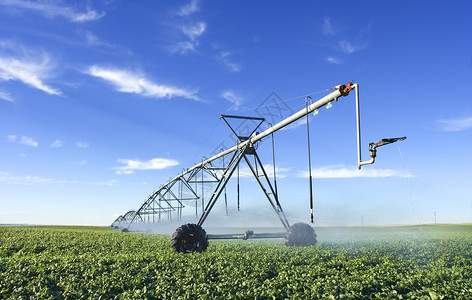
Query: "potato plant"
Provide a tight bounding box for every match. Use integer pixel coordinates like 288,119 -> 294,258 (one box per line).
1,225 -> 471,299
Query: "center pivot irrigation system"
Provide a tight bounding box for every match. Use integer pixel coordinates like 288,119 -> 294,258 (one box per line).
112,82 -> 406,253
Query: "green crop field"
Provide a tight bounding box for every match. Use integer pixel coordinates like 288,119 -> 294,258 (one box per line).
1,224 -> 472,299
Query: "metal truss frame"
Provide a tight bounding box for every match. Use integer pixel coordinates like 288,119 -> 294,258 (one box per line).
117,116 -> 291,231
112,82 -> 405,234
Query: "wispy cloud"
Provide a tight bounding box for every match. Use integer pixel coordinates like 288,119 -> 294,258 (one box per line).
0,171 -> 120,186
0,43 -> 62,96
437,116 -> 472,132
91,179 -> 118,187
0,171 -> 78,185
297,165 -> 412,179
76,141 -> 89,148
85,65 -> 200,101
169,41 -> 197,54
50,140 -> 63,148
72,9 -> 104,23
0,55 -> 61,95
337,40 -> 367,54
282,108 -> 334,131
20,136 -> 38,147
169,22 -> 206,54
221,90 -> 244,111
326,56 -> 342,64
281,118 -> 307,131
322,17 -> 370,57
182,22 -> 206,41
176,0 -> 199,16
0,89 -> 13,102
81,30 -> 108,47
115,158 -> 179,175
322,17 -> 341,36
77,30 -> 132,55
0,171 -> 119,186
6,134 -> 16,142
0,0 -> 105,22
238,164 -> 291,179
7,135 -> 38,147
216,51 -> 241,72
168,0 -> 205,54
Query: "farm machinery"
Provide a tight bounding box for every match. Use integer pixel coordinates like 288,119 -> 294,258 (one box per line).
112,82 -> 406,253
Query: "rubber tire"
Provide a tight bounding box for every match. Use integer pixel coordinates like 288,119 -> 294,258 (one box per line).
171,223 -> 209,253
285,222 -> 317,246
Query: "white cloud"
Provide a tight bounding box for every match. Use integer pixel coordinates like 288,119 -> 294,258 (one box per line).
216,51 -> 241,72
0,171 -> 119,187
176,0 -> 199,16
77,30 -> 127,53
297,165 -> 412,179
50,139 -> 63,147
82,30 -> 103,46
76,141 -> 89,148
6,134 -> 38,147
260,164 -> 291,179
273,166 -> 291,179
71,9 -> 104,22
20,136 -> 38,147
170,41 -> 196,54
237,164 -> 291,179
0,171 -> 120,187
0,0 -> 105,22
437,116 -> 472,132
85,66 -> 200,101
6,134 -> 16,142
91,179 -> 118,187
322,17 -> 340,36
323,19 -> 369,58
221,90 -> 244,111
281,118 -> 307,131
0,171 -> 78,185
182,22 -> 206,41
327,56 -> 342,64
168,1 -> 205,54
0,44 -> 62,96
337,40 -> 367,54
0,89 -> 13,102
115,158 -> 179,175
169,22 -> 206,54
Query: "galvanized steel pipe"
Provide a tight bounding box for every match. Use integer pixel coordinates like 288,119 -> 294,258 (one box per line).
158,83 -> 352,188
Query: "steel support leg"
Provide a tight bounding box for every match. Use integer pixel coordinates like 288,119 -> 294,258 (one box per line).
243,153 -> 290,230
197,147 -> 247,226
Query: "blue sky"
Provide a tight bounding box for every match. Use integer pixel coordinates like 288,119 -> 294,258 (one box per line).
0,0 -> 471,227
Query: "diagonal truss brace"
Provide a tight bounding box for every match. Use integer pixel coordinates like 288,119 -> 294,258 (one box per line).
118,82 -> 363,230
197,146 -> 246,226
196,142 -> 290,230
243,151 -> 290,230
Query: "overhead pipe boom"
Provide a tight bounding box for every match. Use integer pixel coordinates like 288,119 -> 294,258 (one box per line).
118,81 -> 408,250
154,82 -> 354,191
126,83 -> 353,229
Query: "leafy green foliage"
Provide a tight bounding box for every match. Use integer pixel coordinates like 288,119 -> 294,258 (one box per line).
1,225 -> 472,299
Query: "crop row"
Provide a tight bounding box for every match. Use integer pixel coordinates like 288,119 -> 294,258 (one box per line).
1,225 -> 471,299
